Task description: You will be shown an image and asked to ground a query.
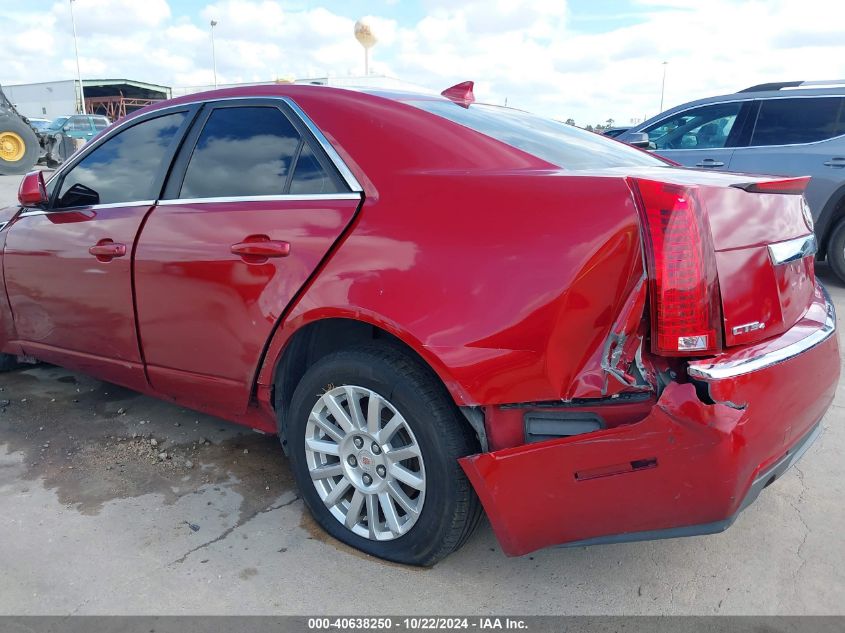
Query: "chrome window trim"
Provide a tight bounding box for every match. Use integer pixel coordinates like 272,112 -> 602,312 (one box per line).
688,284 -> 836,381
45,93 -> 364,197
18,200 -> 156,217
0,221 -> 7,231
157,193 -> 361,205
768,234 -> 818,266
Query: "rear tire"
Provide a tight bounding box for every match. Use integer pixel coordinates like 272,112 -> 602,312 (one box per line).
0,116 -> 39,175
285,342 -> 482,566
827,217 -> 845,283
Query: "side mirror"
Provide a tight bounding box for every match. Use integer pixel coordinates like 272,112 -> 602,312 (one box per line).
626,132 -> 651,149
18,171 -> 48,208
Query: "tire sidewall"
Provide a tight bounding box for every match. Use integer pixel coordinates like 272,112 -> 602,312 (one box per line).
288,350 -> 464,564
828,220 -> 845,283
0,116 -> 39,175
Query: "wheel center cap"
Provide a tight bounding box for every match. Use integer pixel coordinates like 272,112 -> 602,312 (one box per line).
357,450 -> 376,473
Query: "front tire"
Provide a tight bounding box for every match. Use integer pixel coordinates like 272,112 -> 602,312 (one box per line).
0,116 -> 39,175
286,343 -> 482,566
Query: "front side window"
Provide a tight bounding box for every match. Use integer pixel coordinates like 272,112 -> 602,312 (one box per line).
644,102 -> 743,150
180,106 -> 302,199
67,116 -> 93,133
750,97 -> 844,146
55,111 -> 186,208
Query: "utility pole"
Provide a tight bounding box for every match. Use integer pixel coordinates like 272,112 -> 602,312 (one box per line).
69,0 -> 86,113
210,20 -> 218,88
659,61 -> 668,113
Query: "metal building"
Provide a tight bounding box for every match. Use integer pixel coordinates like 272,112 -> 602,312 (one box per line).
2,79 -> 171,120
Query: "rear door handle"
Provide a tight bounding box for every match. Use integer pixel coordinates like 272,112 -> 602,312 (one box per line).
695,158 -> 725,167
89,239 -> 126,262
824,157 -> 845,167
231,236 -> 291,262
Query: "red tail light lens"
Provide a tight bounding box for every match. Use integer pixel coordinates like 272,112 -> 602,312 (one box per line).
630,178 -> 722,356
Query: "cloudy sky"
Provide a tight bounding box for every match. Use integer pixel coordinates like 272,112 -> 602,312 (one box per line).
3,0 -> 844,125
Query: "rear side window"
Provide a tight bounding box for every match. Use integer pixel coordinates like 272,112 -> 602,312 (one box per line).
289,144 -> 343,194
751,97 -> 845,146
93,117 -> 110,130
408,100 -> 663,169
55,111 -> 186,208
180,106 -> 301,199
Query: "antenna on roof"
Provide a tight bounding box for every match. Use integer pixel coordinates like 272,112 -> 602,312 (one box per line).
441,81 -> 475,107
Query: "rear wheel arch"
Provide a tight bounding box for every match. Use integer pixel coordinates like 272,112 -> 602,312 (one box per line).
268,316 -> 477,453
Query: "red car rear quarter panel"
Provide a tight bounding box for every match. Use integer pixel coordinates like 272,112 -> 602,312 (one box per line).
256,90 -> 647,406
262,172 -> 645,407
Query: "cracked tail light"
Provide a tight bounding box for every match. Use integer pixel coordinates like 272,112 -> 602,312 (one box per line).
630,178 -> 722,357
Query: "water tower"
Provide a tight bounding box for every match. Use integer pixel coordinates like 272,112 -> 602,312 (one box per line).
354,18 -> 378,75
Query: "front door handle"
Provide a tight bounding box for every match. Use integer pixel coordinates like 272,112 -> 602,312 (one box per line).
231,236 -> 291,263
824,157 -> 845,168
695,158 -> 725,168
89,239 -> 127,262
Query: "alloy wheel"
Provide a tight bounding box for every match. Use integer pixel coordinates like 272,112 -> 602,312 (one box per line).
304,385 -> 426,541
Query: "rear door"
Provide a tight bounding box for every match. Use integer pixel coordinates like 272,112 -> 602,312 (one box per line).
640,101 -> 752,170
3,107 -> 195,390
134,98 -> 362,416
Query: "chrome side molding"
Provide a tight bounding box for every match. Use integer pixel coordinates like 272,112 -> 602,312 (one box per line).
768,234 -> 817,266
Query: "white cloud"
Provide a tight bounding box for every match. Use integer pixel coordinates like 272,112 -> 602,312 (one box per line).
1,0 -> 844,126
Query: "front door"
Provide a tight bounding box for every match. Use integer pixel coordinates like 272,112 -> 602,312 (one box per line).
3,108 -> 194,390
639,100 -> 750,170
134,100 -> 362,416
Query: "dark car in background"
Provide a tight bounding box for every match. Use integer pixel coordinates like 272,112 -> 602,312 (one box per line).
619,80 -> 845,280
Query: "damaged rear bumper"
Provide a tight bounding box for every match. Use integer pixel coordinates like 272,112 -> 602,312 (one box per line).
459,282 -> 838,557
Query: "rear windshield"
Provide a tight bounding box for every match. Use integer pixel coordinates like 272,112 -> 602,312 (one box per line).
407,100 -> 664,170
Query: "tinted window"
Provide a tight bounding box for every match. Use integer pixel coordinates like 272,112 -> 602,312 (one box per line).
644,102 -> 742,150
55,112 -> 186,208
409,100 -> 663,169
290,144 -> 343,194
751,97 -> 844,146
180,106 -> 301,198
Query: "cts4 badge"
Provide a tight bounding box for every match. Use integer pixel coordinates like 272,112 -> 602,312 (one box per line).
801,198 -> 814,232
732,321 -> 766,336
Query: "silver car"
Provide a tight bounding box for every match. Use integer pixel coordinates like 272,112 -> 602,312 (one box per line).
619,80 -> 845,280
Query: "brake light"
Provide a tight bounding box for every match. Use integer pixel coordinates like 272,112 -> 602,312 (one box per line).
731,177 -> 810,195
630,178 -> 722,356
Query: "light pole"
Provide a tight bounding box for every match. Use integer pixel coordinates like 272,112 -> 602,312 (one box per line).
69,0 -> 86,114
659,61 -> 668,113
210,20 -> 218,88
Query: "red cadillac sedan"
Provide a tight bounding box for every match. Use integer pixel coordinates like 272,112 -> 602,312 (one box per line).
0,83 -> 838,565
